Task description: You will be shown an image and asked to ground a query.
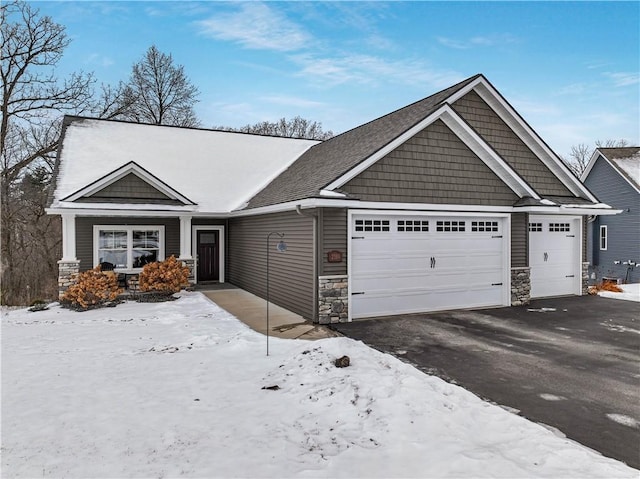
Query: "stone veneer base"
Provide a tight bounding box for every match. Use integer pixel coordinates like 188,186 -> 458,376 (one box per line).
318,275 -> 348,324
58,260 -> 80,299
511,266 -> 531,306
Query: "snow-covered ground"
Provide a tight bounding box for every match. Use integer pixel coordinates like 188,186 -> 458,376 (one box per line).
2,293 -> 637,478
598,283 -> 640,302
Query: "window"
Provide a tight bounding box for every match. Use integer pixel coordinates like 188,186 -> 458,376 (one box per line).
472,221 -> 499,232
355,219 -> 390,232
600,225 -> 607,251
95,225 -> 164,271
397,220 -> 429,232
528,223 -> 542,232
436,220 -> 465,232
549,223 -> 570,232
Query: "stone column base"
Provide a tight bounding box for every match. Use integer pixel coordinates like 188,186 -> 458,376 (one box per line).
582,262 -> 590,295
58,260 -> 80,299
179,258 -> 196,284
511,267 -> 531,306
318,275 -> 348,324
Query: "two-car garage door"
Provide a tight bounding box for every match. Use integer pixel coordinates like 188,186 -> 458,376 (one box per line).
350,213 -> 509,319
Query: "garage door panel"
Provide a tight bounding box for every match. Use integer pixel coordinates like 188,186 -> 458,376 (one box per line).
529,216 -> 580,298
351,214 -> 507,318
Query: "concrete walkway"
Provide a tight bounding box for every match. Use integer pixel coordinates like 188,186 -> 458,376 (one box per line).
201,286 -> 339,340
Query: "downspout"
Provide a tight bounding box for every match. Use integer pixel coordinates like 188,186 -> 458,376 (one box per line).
296,205 -> 319,323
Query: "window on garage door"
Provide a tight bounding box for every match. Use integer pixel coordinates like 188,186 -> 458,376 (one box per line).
397,220 -> 429,232
354,219 -> 390,232
436,220 -> 466,232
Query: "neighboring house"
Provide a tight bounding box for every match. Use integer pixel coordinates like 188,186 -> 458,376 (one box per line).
47,74 -> 618,323
581,147 -> 640,284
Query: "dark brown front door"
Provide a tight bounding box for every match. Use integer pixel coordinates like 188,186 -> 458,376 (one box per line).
197,230 -> 219,281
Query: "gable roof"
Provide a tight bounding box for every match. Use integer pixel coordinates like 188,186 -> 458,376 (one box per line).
62,161 -> 196,204
49,117 -> 319,213
582,147 -> 640,193
244,75 -> 482,209
244,74 -> 597,209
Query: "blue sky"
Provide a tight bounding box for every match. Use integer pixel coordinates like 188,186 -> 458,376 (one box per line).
32,1 -> 639,157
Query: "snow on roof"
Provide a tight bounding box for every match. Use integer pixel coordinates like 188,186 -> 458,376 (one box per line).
612,153 -> 640,189
51,118 -> 319,213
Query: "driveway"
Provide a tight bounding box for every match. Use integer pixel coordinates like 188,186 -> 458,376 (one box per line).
333,295 -> 640,469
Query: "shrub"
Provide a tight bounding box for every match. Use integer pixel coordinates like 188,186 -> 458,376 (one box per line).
61,266 -> 122,310
139,256 -> 190,294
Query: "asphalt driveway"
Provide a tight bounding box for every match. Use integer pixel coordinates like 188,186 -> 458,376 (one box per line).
333,295 -> 640,469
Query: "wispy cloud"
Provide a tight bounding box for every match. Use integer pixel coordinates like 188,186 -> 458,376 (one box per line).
437,34 -> 518,50
85,53 -> 114,68
291,53 -> 462,89
603,72 -> 639,87
260,95 -> 325,109
197,3 -> 310,52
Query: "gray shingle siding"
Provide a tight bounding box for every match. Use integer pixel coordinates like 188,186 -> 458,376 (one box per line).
452,91 -> 573,197
227,211 -> 315,319
76,217 -> 180,272
583,155 -> 640,283
81,173 -> 176,203
342,120 -> 519,205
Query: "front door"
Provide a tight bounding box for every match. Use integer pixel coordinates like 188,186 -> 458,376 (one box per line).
197,230 -> 219,282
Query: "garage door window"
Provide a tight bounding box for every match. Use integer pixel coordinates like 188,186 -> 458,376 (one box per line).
436,220 -> 465,232
398,220 -> 429,232
471,221 -> 498,232
355,219 -> 390,232
529,223 -> 542,232
549,223 -> 570,232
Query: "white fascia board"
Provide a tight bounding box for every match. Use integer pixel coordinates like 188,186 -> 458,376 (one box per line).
62,162 -> 196,205
516,205 -> 622,215
580,150 -> 601,181
46,207 -> 215,217
324,104 -> 538,199
348,209 -> 511,218
51,201 -> 199,212
472,82 -> 598,202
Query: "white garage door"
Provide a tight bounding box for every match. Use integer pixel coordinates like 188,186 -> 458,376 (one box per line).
529,215 -> 581,298
350,213 -> 508,319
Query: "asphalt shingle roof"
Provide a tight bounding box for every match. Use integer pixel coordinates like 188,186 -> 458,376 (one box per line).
244,74 -> 482,209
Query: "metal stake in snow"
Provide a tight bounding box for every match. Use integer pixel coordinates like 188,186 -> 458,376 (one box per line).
266,232 -> 287,356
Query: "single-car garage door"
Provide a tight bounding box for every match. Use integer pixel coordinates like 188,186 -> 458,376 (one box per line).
350,213 -> 509,319
529,215 -> 581,298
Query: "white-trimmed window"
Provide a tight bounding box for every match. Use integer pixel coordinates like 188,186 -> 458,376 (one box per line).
94,225 -> 164,271
599,225 -> 608,251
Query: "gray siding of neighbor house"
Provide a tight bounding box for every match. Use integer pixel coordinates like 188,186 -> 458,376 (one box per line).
342,119 -> 519,206
76,217 -> 180,272
583,156 -> 640,283
228,211 -> 315,319
76,173 -> 183,205
511,212 -> 528,267
320,208 -> 348,275
452,91 -> 573,197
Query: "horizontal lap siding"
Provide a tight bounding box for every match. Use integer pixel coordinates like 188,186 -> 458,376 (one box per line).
452,91 -> 572,197
75,217 -> 180,271
584,157 -> 640,282
321,208 -> 347,275
511,212 -> 528,267
342,120 -> 518,206
228,211 -> 315,319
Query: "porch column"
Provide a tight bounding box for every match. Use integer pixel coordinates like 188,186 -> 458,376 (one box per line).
179,215 -> 193,259
61,213 -> 77,261
178,215 -> 195,284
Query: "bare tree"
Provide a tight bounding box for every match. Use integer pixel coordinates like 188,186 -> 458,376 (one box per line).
561,139 -> 629,177
122,45 -> 200,127
218,116 -> 334,140
1,0 -> 93,304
